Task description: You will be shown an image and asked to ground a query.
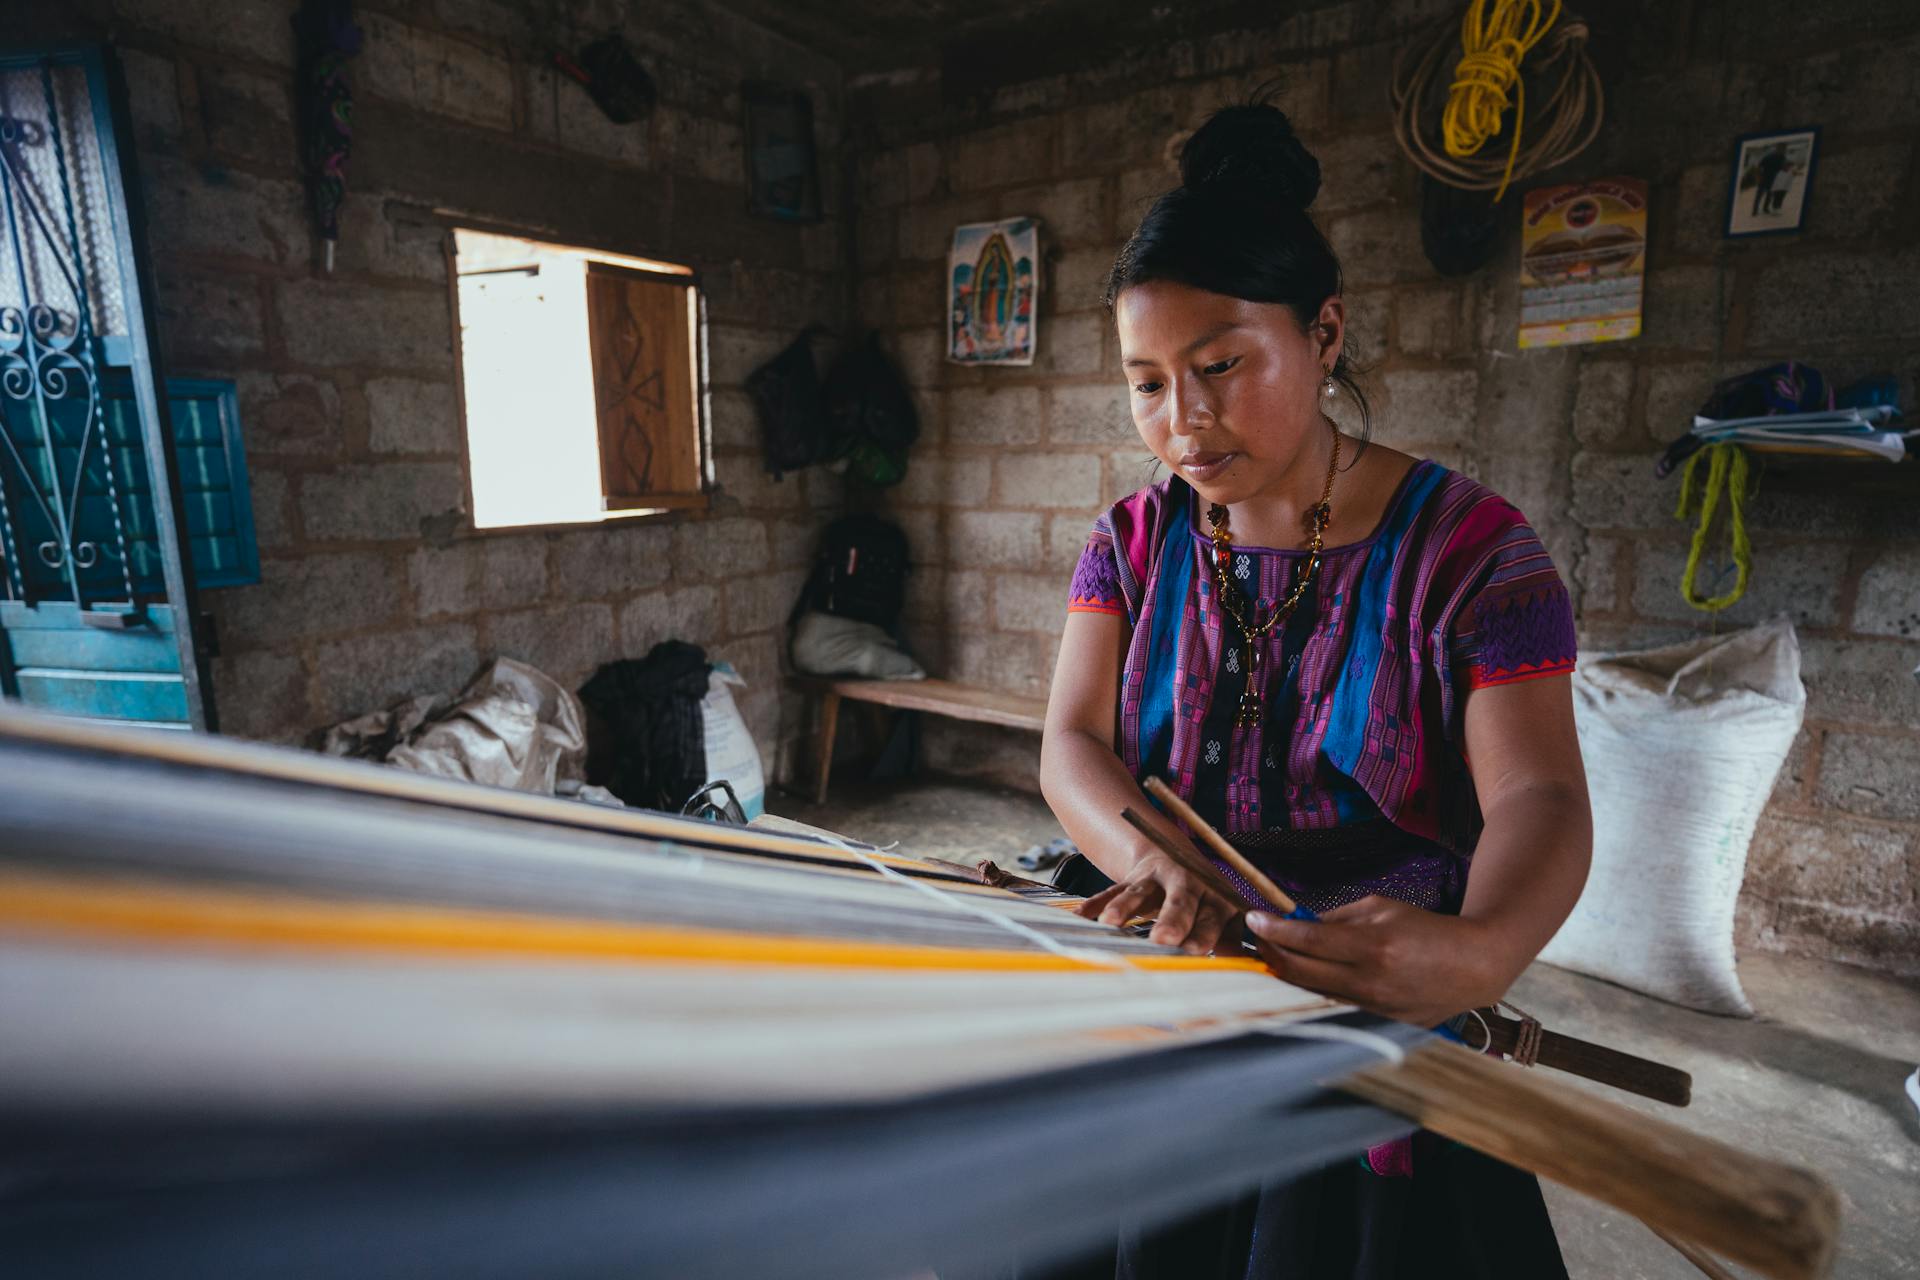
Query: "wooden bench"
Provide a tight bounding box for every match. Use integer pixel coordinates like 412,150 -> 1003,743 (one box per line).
802,676 -> 1048,804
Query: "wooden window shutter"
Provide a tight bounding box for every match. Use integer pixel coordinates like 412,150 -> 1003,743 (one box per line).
584,263 -> 706,511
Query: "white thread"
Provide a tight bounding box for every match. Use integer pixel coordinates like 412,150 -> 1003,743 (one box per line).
820,833 -> 1136,970
1462,1007 -> 1493,1054
1252,1017 -> 1409,1066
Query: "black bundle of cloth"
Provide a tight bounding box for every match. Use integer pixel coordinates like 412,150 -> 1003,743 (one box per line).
578,641 -> 710,810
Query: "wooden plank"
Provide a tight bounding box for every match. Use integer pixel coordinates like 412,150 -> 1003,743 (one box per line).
585,264 -> 701,505
602,492 -> 710,512
1342,1042 -> 1839,1280
815,677 -> 1048,732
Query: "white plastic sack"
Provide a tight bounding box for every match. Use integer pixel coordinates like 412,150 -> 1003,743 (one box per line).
321,657 -> 589,796
1540,615 -> 1805,1015
790,610 -> 926,680
702,663 -> 766,821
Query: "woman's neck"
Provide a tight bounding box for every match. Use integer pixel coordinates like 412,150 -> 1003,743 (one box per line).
1220,422 -> 1342,549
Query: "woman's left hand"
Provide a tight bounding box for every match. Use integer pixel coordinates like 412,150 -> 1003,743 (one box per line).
1244,895 -> 1523,1028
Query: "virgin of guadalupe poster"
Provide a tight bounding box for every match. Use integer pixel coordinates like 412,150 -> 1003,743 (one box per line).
948,217 -> 1038,365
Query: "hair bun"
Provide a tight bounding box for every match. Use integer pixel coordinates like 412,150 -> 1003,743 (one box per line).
1178,103 -> 1321,211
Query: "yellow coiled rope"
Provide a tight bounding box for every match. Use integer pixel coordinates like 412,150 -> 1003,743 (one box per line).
1675,443 -> 1753,613
1392,1 -> 1601,201
1441,0 -> 1564,199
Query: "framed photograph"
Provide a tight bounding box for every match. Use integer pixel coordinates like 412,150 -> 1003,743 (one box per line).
742,82 -> 821,222
1725,127 -> 1819,238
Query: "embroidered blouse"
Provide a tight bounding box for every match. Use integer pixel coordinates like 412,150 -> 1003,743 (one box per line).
1066,461 -> 1576,916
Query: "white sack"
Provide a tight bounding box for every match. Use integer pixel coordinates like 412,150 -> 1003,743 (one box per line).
1541,615 -> 1805,1015
701,664 -> 766,821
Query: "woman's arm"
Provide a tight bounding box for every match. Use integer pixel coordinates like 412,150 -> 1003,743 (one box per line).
1040,611 -> 1246,954
1245,674 -> 1591,1025
1453,672 -> 1593,977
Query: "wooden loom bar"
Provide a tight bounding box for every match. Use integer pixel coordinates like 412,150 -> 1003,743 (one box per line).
1472,1005 -> 1693,1107
0,707 -> 970,883
1652,1222 -> 1744,1280
1341,1042 -> 1838,1280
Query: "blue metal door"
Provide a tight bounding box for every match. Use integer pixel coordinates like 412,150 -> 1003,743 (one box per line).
0,44 -> 213,729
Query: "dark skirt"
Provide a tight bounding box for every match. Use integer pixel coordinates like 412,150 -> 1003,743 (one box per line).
1014,1131 -> 1567,1280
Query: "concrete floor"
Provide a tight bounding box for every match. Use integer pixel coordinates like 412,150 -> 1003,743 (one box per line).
771,777 -> 1920,1280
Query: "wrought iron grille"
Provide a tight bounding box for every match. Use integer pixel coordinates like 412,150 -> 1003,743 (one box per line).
0,58 -> 139,612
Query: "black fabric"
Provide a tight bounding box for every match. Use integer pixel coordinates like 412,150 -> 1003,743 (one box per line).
822,331 -> 920,488
1051,852 -> 1116,899
745,326 -> 832,479
795,514 -> 912,630
577,641 -> 711,810
1012,1131 -> 1567,1280
566,33 -> 656,124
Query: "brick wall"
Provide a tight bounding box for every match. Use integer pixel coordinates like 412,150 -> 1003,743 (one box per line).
848,0 -> 1920,974
62,0 -> 851,777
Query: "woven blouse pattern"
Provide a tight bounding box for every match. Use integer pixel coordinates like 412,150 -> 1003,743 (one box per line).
1066,462 -> 1576,914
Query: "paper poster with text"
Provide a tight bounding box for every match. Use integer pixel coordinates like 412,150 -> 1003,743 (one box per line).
1519,178 -> 1647,349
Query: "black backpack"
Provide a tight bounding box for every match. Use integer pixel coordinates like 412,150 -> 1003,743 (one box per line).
745,326 -> 832,479
823,333 -> 919,488
795,514 -> 911,630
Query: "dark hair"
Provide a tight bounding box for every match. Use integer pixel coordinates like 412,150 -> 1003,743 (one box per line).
1104,97 -> 1371,437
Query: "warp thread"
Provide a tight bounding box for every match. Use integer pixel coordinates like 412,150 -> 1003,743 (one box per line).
823,835 -> 1139,971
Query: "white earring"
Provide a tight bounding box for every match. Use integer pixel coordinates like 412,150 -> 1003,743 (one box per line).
1322,373 -> 1337,398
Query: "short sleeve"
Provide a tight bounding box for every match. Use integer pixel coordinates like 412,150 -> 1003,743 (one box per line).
1066,527 -> 1126,618
1447,524 -> 1577,689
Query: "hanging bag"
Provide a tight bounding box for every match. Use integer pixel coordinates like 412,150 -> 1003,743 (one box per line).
745,325 -> 833,479
822,332 -> 919,488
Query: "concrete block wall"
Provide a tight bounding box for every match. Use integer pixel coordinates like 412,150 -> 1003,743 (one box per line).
848,0 -> 1920,974
59,0 -> 851,777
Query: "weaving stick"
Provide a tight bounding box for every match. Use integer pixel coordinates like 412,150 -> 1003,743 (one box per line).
1117,806 -> 1251,905
1141,777 -> 1305,916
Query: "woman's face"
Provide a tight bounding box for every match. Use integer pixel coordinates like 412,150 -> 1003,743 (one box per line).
1114,280 -> 1343,507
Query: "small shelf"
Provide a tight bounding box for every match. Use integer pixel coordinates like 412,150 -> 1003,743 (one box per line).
1745,452 -> 1918,496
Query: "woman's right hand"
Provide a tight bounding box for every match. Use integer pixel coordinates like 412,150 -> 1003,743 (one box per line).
1074,849 -> 1247,956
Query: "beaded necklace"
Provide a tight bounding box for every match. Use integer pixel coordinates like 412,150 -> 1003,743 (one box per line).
1203,428 -> 1341,729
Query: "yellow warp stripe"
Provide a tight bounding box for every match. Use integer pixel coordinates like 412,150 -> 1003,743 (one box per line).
0,871 -> 1271,976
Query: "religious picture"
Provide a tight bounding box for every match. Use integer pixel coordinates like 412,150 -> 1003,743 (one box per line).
1725,128 -> 1818,237
1518,177 -> 1647,349
948,216 -> 1038,365
743,82 -> 822,222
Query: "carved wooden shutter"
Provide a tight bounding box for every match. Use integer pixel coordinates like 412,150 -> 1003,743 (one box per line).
584,263 -> 705,512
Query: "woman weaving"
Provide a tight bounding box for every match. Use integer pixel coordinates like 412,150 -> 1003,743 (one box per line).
1038,100 -> 1592,1279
